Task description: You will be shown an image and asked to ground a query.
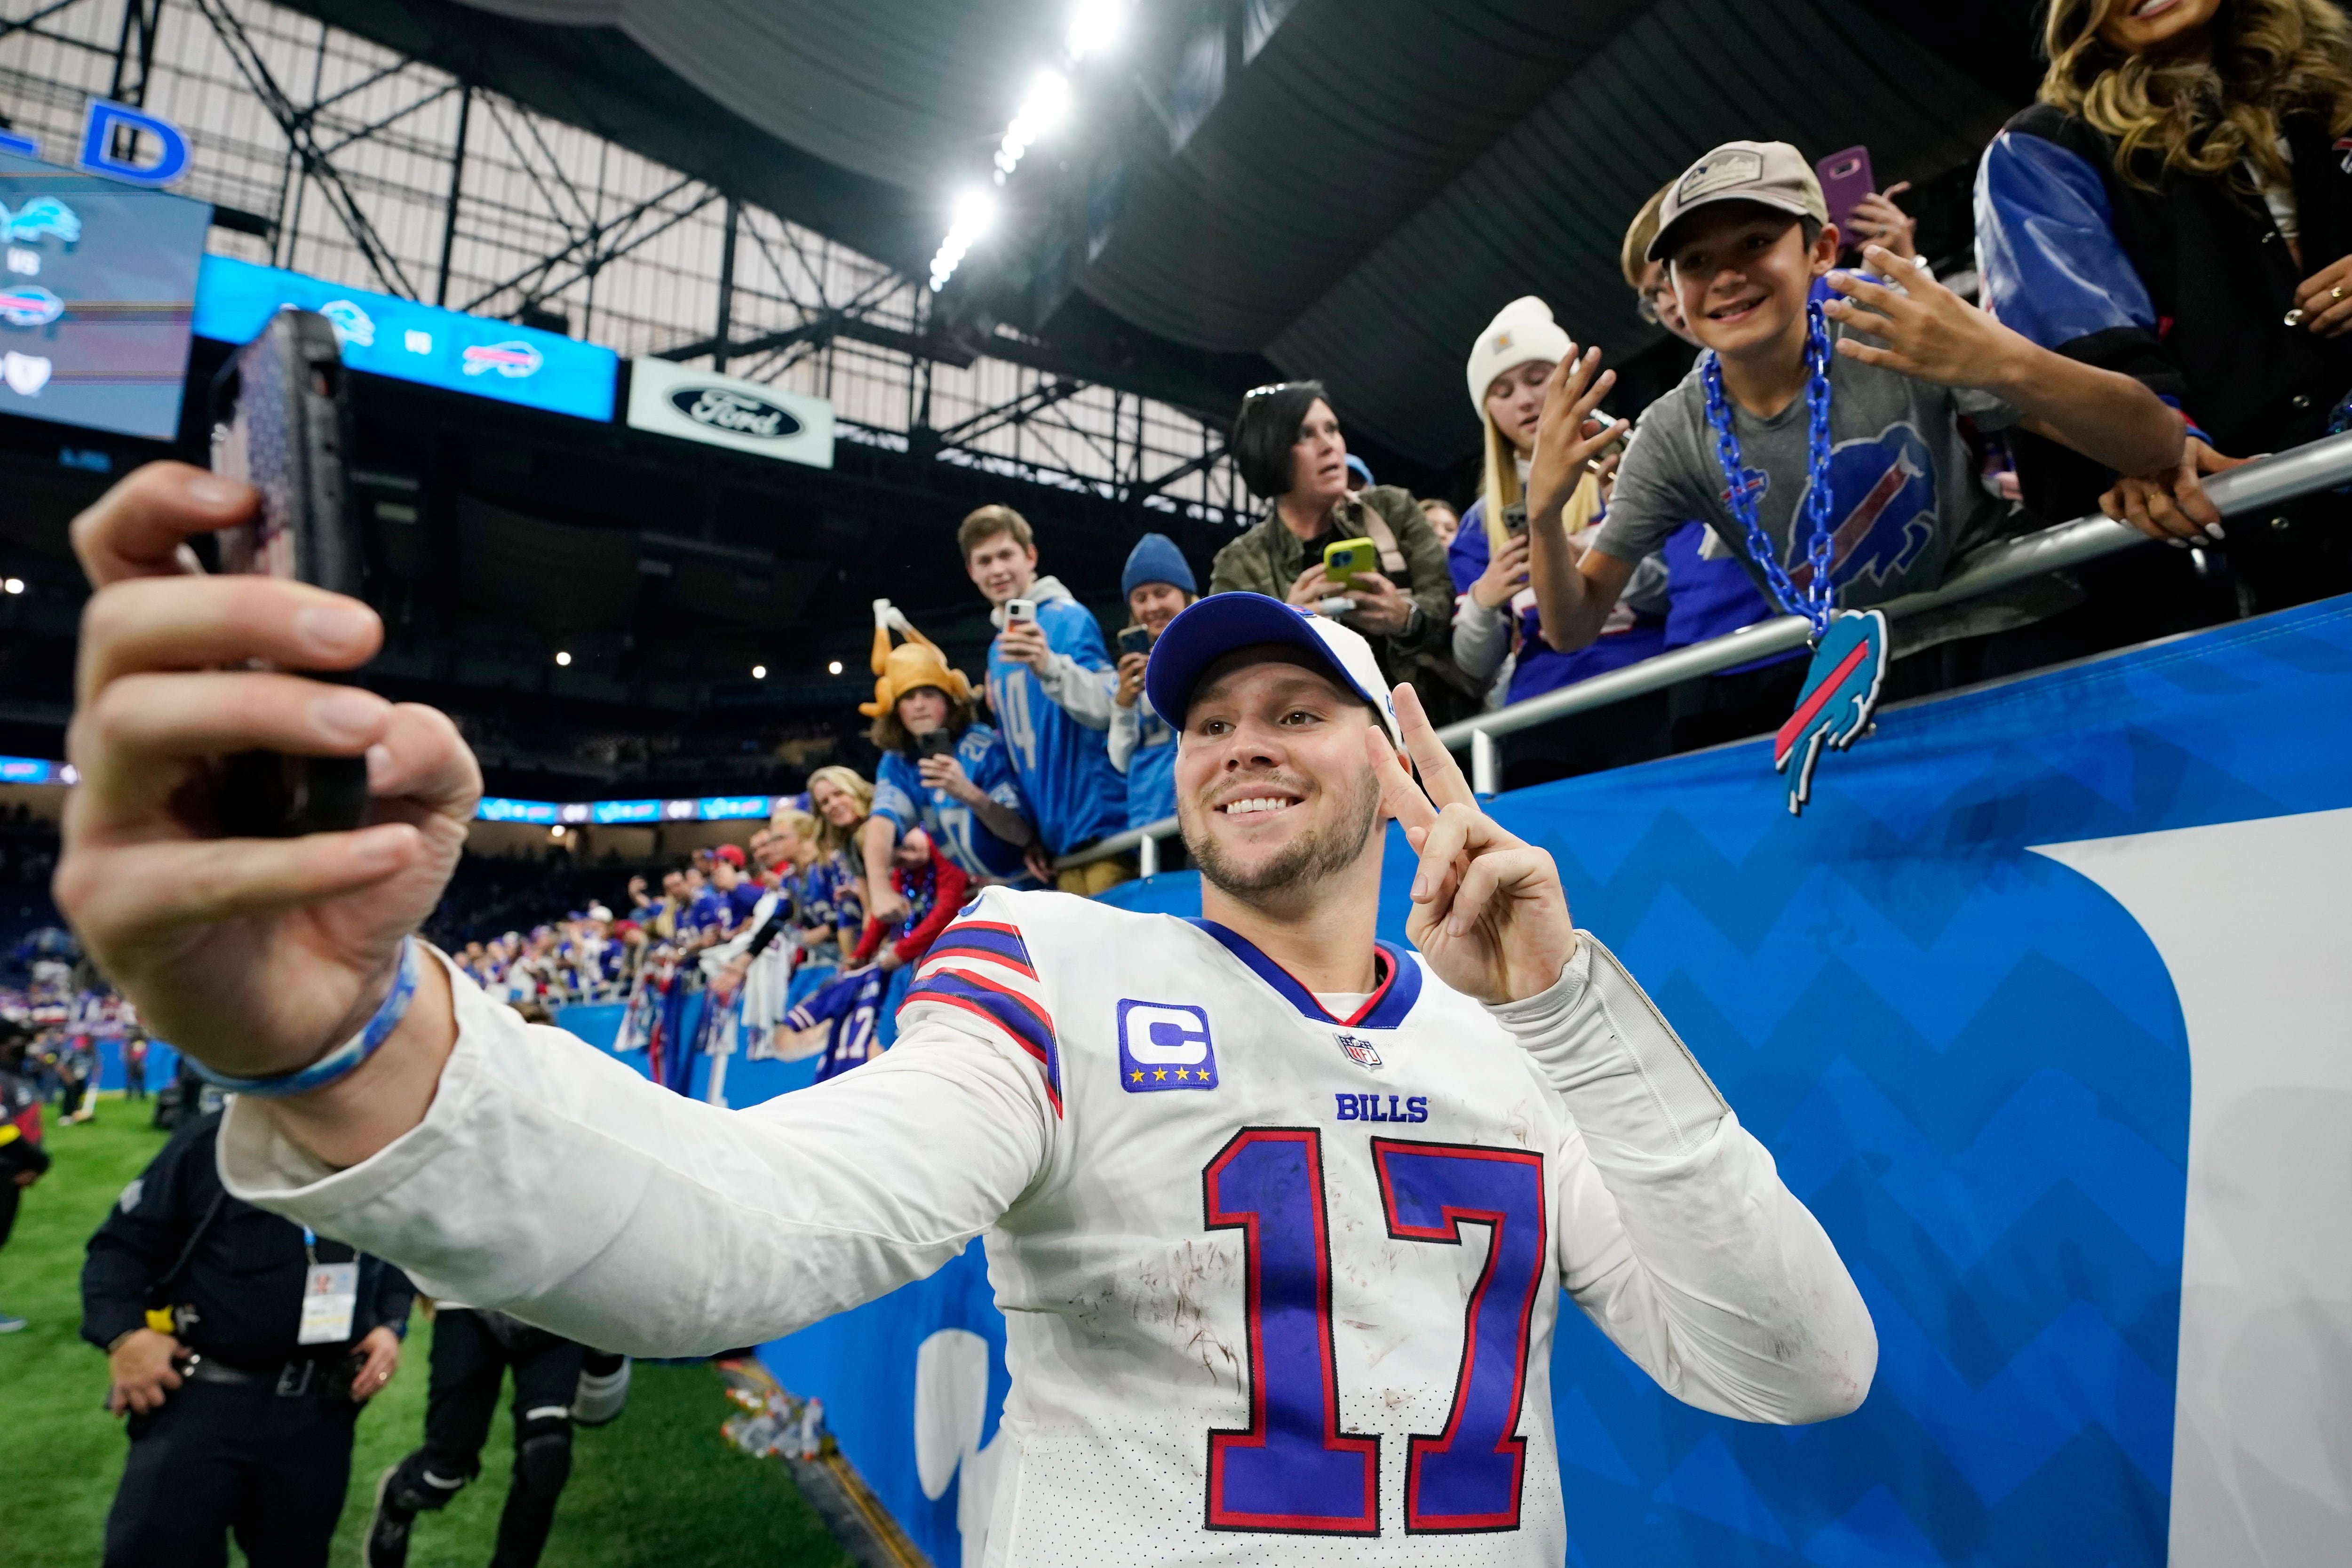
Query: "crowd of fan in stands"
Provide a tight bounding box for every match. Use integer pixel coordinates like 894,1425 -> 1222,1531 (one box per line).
185,3 -> 2352,1089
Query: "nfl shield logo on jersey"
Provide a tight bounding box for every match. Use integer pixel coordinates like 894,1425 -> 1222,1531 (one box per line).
1116,1000 -> 1217,1092
1333,1032 -> 1383,1071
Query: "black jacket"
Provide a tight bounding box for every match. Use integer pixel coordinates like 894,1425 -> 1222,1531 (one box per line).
81,1112 -> 412,1368
1980,103 -> 2352,520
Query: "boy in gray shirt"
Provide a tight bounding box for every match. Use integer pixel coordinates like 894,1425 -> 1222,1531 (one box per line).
1528,140 -> 2185,653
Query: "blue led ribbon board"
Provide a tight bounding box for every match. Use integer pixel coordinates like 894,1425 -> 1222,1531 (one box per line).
192,255 -> 618,422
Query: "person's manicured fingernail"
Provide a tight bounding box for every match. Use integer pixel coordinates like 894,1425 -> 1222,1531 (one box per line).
349,823 -> 410,869
184,473 -> 242,508
2208,522 -> 2226,541
310,688 -> 386,744
364,743 -> 397,790
294,602 -> 374,657
2167,538 -> 2188,549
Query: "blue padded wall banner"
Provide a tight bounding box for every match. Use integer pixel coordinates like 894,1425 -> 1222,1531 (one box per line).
763,596 -> 2352,1567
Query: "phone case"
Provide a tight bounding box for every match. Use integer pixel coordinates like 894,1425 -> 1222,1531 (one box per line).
208,309 -> 369,838
1815,145 -> 1875,237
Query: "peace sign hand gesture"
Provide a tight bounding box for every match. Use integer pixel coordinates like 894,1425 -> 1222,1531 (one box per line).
1365,685 -> 1577,1004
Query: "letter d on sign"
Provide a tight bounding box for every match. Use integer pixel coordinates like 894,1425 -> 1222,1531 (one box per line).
79,100 -> 190,186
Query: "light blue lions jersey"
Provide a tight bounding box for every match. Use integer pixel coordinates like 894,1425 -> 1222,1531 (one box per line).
985,580 -> 1127,855
872,723 -> 1035,886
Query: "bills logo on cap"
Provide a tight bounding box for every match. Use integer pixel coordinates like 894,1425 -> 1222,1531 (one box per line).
1334,1032 -> 1382,1071
1117,1000 -> 1217,1092
1680,147 -> 1764,202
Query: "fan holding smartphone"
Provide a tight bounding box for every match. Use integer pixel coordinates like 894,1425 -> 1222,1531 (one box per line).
1107,535 -> 1199,835
857,602 -> 1037,898
1816,146 -> 1921,276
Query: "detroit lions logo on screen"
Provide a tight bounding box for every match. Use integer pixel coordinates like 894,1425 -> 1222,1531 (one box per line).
0,198 -> 79,246
1785,424 -> 1938,597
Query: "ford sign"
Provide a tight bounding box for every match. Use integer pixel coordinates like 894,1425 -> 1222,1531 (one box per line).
626,358 -> 833,469
671,384 -> 803,441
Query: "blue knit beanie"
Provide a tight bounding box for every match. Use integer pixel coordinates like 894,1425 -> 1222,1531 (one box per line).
1121,533 -> 1197,599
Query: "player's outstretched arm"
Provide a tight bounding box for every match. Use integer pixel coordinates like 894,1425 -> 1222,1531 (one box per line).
61,463 -> 1052,1355
1375,690 -> 1875,1423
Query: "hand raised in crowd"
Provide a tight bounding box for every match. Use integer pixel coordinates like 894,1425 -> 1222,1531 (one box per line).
1823,248 -> 2011,385
106,1327 -> 186,1416
868,883 -> 910,925
1367,684 -> 1575,1004
917,751 -> 983,805
1335,570 -> 1413,635
1113,650 -> 1147,709
2292,255 -> 2352,337
350,1324 -> 401,1402
1470,532 -> 1531,610
1526,346 -> 1628,531
997,617 -> 1052,674
1843,182 -> 1917,265
55,464 -> 478,1103
2099,435 -> 2253,546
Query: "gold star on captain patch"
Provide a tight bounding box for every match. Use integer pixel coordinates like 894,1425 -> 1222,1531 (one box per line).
1129,1070 -> 1143,1083
1173,1068 -> 1190,1081
1153,1069 -> 1168,1081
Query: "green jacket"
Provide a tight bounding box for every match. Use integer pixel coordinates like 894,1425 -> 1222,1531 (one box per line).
1208,486 -> 1455,690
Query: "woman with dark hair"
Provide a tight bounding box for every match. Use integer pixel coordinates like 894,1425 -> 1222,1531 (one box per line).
1979,0 -> 2352,607
1208,380 -> 1462,706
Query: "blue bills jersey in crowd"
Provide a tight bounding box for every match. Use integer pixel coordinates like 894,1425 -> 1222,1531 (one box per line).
802,855 -> 863,934
785,967 -> 886,1082
985,580 -> 1127,855
873,724 -> 1035,884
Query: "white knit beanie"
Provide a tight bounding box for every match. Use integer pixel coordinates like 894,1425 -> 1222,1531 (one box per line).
1464,296 -> 1573,417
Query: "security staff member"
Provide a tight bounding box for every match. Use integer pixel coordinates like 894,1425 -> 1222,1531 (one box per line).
365,1305 -> 587,1568
82,1109 -> 412,1568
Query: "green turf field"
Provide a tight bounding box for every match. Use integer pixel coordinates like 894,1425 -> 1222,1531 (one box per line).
0,1102 -> 851,1568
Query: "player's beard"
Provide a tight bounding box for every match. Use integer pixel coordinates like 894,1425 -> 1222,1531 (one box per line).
1181,766 -> 1384,907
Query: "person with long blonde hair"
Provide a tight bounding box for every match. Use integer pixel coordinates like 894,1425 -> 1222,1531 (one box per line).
1977,0 -> 2352,607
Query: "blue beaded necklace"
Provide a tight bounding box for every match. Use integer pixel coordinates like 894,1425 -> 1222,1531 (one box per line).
1700,301 -> 1838,638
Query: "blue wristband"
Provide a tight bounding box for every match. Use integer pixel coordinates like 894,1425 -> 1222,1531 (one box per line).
190,937 -> 421,1099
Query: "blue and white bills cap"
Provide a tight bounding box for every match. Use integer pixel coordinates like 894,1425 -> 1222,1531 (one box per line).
1144,591 -> 1403,749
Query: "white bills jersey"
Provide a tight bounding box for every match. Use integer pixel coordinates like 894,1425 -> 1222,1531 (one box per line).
896,890 -> 1867,1565
221,889 -> 1873,1568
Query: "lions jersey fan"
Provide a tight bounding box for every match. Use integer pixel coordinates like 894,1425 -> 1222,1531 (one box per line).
212,596 -> 1873,1567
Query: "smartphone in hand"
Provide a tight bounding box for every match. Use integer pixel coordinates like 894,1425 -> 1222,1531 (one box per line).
916,729 -> 959,761
207,308 -> 370,838
1322,537 -> 1377,590
1116,625 -> 1153,659
1815,145 -> 1875,238
1004,597 -> 1037,623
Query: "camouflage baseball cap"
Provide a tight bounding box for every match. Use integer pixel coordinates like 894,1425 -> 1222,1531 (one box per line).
1646,140 -> 1828,263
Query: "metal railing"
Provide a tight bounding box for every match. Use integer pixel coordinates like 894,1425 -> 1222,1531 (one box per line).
1058,430 -> 2352,873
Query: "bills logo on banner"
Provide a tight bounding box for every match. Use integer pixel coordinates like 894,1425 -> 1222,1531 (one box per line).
462,340 -> 543,378
0,284 -> 63,327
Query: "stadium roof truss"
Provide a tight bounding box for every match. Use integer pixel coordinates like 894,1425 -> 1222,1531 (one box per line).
0,0 -> 1255,529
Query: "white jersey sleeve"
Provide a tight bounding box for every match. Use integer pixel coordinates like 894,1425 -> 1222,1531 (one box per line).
215,935 -> 1061,1357
1497,936 -> 1876,1424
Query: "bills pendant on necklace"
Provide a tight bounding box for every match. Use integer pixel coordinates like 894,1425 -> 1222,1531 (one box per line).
1774,608 -> 1889,816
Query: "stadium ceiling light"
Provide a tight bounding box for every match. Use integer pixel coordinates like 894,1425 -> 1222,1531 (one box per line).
827,659 -> 844,675
928,188 -> 997,292
993,69 -> 1070,183
555,650 -> 572,666
1,577 -> 22,595
752,664 -> 767,679
550,824 -> 566,839
1067,0 -> 1126,60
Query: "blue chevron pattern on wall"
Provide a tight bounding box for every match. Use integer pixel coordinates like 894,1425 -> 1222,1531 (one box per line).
1394,596 -> 2352,1566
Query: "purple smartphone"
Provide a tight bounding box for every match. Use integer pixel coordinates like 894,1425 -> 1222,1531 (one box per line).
1815,146 -> 1875,238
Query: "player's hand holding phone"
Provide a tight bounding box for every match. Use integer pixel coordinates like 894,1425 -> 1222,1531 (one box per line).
55,462 -> 478,1109
1368,684 -> 1576,1004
